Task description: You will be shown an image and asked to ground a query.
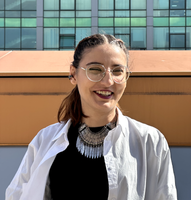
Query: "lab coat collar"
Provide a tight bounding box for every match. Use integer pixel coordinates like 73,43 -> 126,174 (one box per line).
116,107 -> 128,137
52,119 -> 72,142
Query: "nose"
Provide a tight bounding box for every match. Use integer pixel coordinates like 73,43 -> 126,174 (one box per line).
100,69 -> 114,86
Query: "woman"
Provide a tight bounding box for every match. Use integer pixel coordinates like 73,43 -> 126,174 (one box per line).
6,34 -> 177,200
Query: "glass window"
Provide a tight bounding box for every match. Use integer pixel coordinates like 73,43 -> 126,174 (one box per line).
5,18 -> 20,27
44,18 -> 59,27
21,28 -> 36,48
170,27 -> 185,33
154,0 -> 169,9
99,11 -> 114,17
0,18 -> 4,27
22,18 -> 36,27
21,0 -> 36,10
0,1 -> 4,10
131,11 -> 146,17
60,18 -> 75,27
60,28 -> 75,34
115,11 -> 129,17
60,0 -> 74,10
153,10 -> 169,17
60,11 -> 75,17
5,11 -> 20,17
131,0 -> 146,9
98,27 -> 114,35
115,27 -> 130,34
99,0 -> 114,10
98,18 -> 114,26
131,28 -> 146,49
115,34 -> 129,47
5,0 -> 20,10
76,0 -> 91,10
76,18 -> 91,27
131,18 -> 146,26
187,0 -> 191,9
187,17 -> 191,26
170,17 -> 185,26
115,0 -> 129,9
153,17 -> 169,26
76,11 -> 91,17
5,28 -> 20,48
187,10 -> 191,16
170,0 -> 185,9
44,11 -> 59,17
0,28 -> 4,48
60,35 -> 75,49
170,10 -> 185,16
170,34 -> 185,48
22,11 -> 36,17
76,28 -> 91,45
186,27 -> 191,47
154,27 -> 169,48
44,28 -> 59,48
0,11 -> 4,17
115,18 -> 130,26
44,0 -> 59,10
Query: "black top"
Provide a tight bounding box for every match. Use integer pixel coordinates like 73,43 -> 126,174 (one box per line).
49,123 -> 109,200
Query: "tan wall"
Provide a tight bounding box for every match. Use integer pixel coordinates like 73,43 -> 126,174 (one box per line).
0,74 -> 191,146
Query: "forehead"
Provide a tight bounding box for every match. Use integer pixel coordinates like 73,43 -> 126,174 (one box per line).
81,44 -> 127,64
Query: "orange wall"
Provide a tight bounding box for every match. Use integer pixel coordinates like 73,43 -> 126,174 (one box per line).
0,74 -> 191,146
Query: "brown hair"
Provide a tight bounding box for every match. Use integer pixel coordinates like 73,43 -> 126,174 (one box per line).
57,34 -> 129,125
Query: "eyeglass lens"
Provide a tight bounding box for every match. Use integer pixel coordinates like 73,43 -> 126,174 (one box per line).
86,64 -> 129,83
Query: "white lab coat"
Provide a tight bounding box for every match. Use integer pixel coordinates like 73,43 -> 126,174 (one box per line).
6,109 -> 177,200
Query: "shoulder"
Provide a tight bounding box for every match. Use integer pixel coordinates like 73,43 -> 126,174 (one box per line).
123,116 -> 169,153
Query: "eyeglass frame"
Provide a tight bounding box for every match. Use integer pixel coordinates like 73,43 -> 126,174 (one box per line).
80,63 -> 131,84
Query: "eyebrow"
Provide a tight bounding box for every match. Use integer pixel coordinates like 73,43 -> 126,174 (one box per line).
86,62 -> 126,67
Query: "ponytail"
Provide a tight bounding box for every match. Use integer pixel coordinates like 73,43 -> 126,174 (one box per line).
57,86 -> 87,126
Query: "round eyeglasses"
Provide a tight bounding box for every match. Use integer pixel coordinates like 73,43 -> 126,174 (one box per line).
80,64 -> 131,84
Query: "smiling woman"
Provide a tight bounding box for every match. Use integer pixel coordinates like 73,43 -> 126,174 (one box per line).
5,34 -> 177,200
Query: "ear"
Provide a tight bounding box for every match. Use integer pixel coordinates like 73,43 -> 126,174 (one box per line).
69,65 -> 77,85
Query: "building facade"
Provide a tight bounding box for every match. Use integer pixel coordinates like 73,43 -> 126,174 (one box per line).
0,0 -> 191,50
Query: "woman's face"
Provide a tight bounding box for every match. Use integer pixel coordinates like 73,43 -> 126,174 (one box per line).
70,43 -> 127,117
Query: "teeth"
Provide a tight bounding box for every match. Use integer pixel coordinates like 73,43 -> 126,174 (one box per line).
96,91 -> 112,96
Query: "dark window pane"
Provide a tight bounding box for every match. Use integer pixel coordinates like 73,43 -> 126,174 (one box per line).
170,34 -> 185,48
22,28 -> 36,48
21,0 -> 36,10
170,10 -> 185,16
170,0 -> 185,9
0,28 -> 4,48
60,35 -> 74,48
5,28 -> 20,48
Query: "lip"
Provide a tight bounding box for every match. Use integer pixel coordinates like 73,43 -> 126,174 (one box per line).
94,90 -> 113,99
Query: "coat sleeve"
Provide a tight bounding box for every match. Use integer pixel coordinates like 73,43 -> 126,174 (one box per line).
156,134 -> 178,200
5,132 -> 42,200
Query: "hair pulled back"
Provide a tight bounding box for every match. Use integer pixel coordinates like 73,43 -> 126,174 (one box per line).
57,34 -> 128,125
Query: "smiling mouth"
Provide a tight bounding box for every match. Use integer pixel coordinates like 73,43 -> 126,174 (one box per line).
94,90 -> 113,96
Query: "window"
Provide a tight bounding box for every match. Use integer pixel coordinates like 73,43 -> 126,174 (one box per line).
60,35 -> 75,49
170,34 -> 185,48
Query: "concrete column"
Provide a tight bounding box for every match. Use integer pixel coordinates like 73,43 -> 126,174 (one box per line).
91,0 -> 98,34
36,0 -> 43,50
146,0 -> 153,50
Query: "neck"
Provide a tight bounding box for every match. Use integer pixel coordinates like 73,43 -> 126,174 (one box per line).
82,108 -> 117,127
